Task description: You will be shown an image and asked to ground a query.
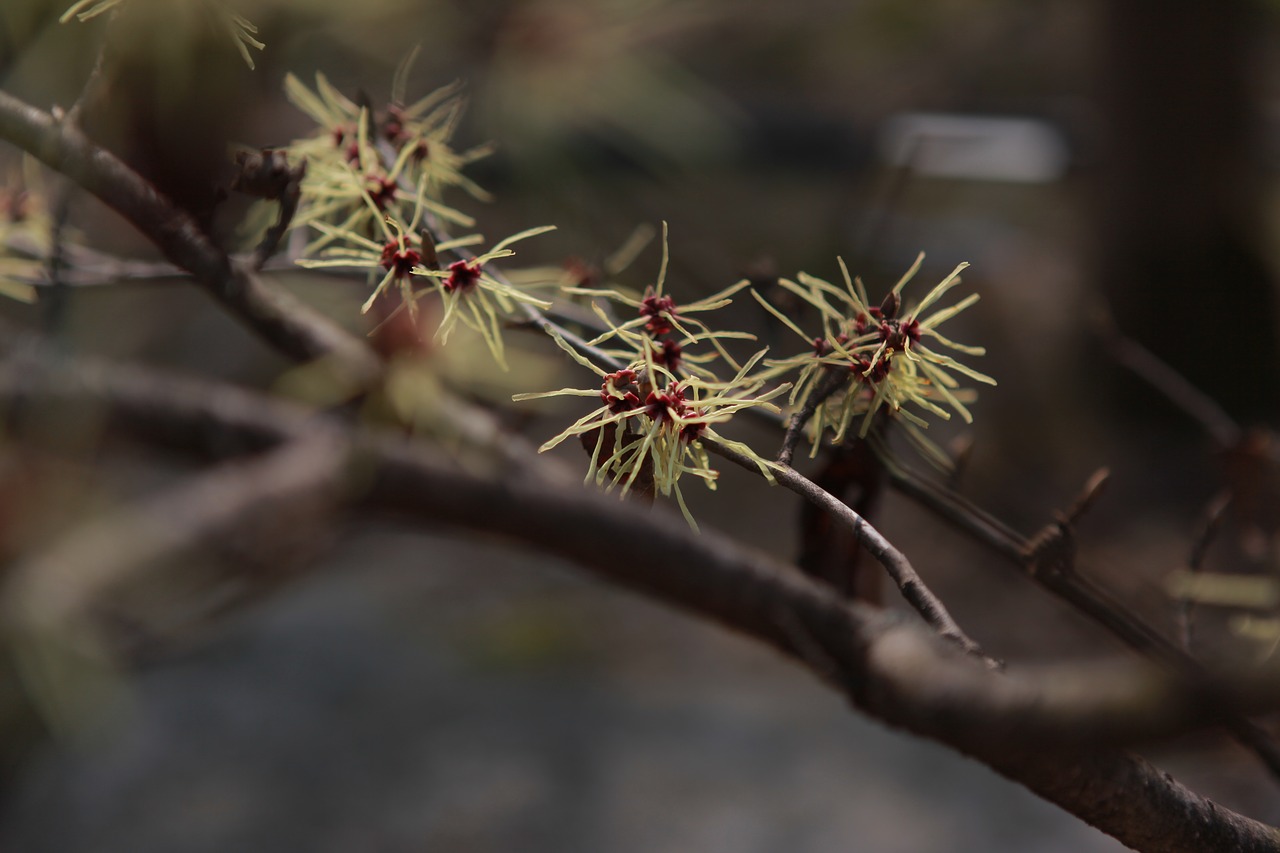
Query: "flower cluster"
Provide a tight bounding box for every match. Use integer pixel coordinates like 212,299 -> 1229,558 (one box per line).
564,223 -> 756,380
61,0 -> 264,69
286,66 -> 560,367
754,253 -> 995,466
515,329 -> 785,530
283,68 -> 491,253
296,190 -> 478,315
0,163 -> 50,304
281,69 -> 995,526
411,226 -> 558,368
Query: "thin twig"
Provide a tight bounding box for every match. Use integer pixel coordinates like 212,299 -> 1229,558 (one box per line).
1098,310 -> 1242,449
706,436 -> 997,667
777,369 -> 845,466
1178,492 -> 1232,654
889,459 -> 1280,782
230,147 -> 307,270
1063,468 -> 1111,525
385,146 -> 987,661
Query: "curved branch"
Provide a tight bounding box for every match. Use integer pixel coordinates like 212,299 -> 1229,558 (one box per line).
704,436 -> 995,666
3,347 -> 1280,850
888,457 -> 1280,781
776,369 -> 844,466
4,432 -> 347,651
403,191 -> 985,659
0,88 -> 380,383
5,78 -> 1277,848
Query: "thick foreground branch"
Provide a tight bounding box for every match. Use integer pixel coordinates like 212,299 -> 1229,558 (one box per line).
3,348 -> 1280,850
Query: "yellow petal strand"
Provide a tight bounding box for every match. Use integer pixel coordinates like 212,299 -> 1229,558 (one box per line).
891,252 -> 926,296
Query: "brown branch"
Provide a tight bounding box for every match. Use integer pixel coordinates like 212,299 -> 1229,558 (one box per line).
0,87 -> 381,383
888,459 -> 1280,782
4,432 -> 347,657
10,345 -> 1280,734
4,347 -> 1280,850
1179,491 -> 1232,653
368,140 -> 986,661
231,147 -> 307,271
4,63 -> 1276,849
706,436 -> 996,667
1098,310 -> 1242,448
777,368 -> 844,466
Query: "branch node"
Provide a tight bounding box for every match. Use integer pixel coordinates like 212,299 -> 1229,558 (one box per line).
1064,467 -> 1111,526
777,369 -> 843,466
231,147 -> 307,270
1023,518 -> 1076,579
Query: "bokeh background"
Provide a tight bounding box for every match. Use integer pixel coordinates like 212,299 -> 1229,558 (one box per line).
3,1 -> 1280,850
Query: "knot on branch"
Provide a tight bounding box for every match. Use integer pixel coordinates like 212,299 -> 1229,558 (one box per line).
1022,469 -> 1108,578
232,148 -> 306,269
1023,518 -> 1076,578
231,148 -> 306,201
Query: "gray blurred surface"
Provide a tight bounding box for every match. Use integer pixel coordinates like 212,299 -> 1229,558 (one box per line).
1,525 -> 1121,853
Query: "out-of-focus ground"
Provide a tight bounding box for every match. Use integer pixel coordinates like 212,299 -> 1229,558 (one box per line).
3,1 -> 1280,850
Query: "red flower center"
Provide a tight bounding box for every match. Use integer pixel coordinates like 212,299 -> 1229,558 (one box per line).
657,339 -> 683,371
600,369 -> 641,413
640,293 -> 678,337
854,307 -> 882,336
366,175 -> 398,210
379,242 -> 421,278
878,317 -> 921,350
443,259 -> 482,292
646,381 -> 691,424
679,413 -> 707,443
851,354 -> 891,384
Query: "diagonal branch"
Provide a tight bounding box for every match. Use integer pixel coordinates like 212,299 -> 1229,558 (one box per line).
705,436 -> 996,667
403,189 -> 984,658
776,369 -> 845,466
888,458 -> 1280,781
4,346 -> 1280,851
0,87 -> 380,383
4,432 -> 347,664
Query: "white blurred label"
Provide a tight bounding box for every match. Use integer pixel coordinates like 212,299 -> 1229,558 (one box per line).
878,113 -> 1069,183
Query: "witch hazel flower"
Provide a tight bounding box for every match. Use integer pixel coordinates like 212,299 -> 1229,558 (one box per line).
295,181 -> 481,316
284,63 -> 492,209
61,1 -> 264,69
283,72 -> 366,164
0,164 -> 50,304
583,295 -> 755,383
754,253 -> 995,465
565,222 -> 757,378
514,329 -> 788,529
292,110 -> 474,256
411,225 -> 558,368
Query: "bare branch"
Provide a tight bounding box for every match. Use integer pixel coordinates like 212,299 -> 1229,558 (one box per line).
0,88 -> 381,383
231,147 -> 307,270
5,347 -> 1280,850
1063,467 -> 1111,525
1098,310 -> 1242,448
889,460 -> 1280,781
4,432 -> 347,659
777,368 -> 844,466
706,436 -> 996,667
366,144 -> 987,661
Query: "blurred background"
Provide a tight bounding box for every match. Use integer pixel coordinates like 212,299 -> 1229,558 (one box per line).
3,1 -> 1280,850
